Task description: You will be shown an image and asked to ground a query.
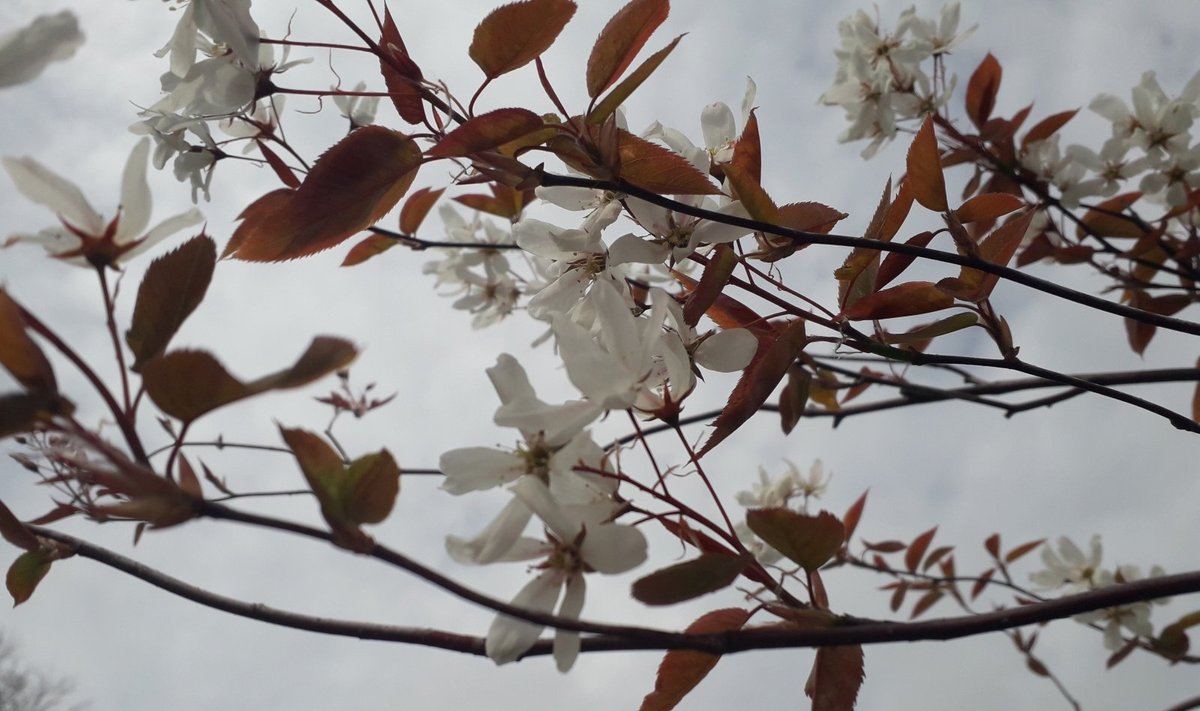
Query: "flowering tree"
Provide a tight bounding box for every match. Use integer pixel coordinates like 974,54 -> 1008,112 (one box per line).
2,1 -> 1199,709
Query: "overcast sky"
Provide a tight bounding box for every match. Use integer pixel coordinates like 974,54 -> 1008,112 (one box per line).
3,1 -> 1200,710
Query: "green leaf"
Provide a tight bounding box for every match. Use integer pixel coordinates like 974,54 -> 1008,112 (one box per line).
7,549 -> 52,606
746,508 -> 845,572
126,235 -> 216,371
631,553 -> 750,606
343,450 -> 401,525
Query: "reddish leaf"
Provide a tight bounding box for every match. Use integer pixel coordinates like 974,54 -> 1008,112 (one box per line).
143,337 -> 357,423
881,312 -> 978,345
427,108 -> 545,158
746,509 -> 845,572
631,553 -> 751,606
778,364 -> 811,435
639,608 -> 751,711
807,644 -> 865,711
7,549 -> 52,606
380,8 -> 427,125
589,34 -> 682,125
971,568 -> 996,600
874,230 -> 935,291
778,202 -> 847,234
177,455 -> 203,499
256,139 -> 302,188
1005,538 -> 1046,564
469,0 -> 577,80
228,127 -> 421,261
682,244 -> 737,327
909,589 -> 944,619
1076,192 -> 1147,239
1022,109 -> 1079,149
730,109 -> 761,183
0,289 -> 55,392
400,187 -> 445,234
126,235 -> 216,371
907,116 -> 948,212
922,545 -> 954,571
965,53 -> 1002,128
864,540 -> 906,554
842,281 -> 954,321
341,234 -> 397,267
841,491 -> 868,545
722,160 -> 778,224
618,130 -> 719,195
838,180 -> 908,310
586,0 -> 669,98
0,500 -> 39,551
905,526 -> 938,573
0,392 -> 66,439
700,319 -> 806,455
940,210 -> 1035,302
953,193 -> 1024,224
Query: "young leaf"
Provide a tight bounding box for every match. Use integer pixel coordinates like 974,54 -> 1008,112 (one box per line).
589,34 -> 682,125
143,337 -> 357,423
746,509 -> 845,571
280,427 -> 346,515
618,130 -> 719,195
380,8 -> 427,125
965,53 -> 1001,129
0,500 -> 40,552
905,526 -> 938,573
228,127 -> 422,261
874,230 -> 935,291
342,450 -> 401,525
778,364 -> 811,435
841,281 -> 954,321
807,644 -> 865,711
700,319 -> 806,455
1076,192 -> 1147,238
1022,109 -> 1079,149
953,193 -> 1024,224
0,289 -> 55,392
722,160 -> 778,224
942,210 -> 1035,302
882,312 -> 978,345
682,244 -> 737,327
907,116 -> 948,212
126,235 -> 216,371
400,187 -> 446,234
469,0 -> 577,80
639,608 -> 751,711
631,553 -> 750,606
6,549 -> 52,606
587,0 -> 669,97
341,235 -> 397,267
426,108 -> 544,158
841,490 -> 869,545
0,392 -> 68,438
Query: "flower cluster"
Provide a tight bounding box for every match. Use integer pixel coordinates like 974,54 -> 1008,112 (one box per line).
734,460 -> 831,565
1030,536 -> 1169,650
820,3 -> 975,157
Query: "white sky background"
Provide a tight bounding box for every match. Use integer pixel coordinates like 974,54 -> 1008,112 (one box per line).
2,1 -> 1200,709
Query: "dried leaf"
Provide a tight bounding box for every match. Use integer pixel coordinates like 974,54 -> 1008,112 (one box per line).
427,108 -> 545,158
746,509 -> 845,572
228,127 -> 421,261
907,116 -> 948,212
639,608 -> 751,711
631,553 -> 750,606
469,0 -> 577,80
586,0 -> 669,97
126,235 -> 216,370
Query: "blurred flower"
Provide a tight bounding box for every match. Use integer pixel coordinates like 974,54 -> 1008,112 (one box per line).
2,139 -> 203,268
0,11 -> 84,88
1028,535 -> 1102,592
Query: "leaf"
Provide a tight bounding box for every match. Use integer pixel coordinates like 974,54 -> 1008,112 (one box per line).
881,312 -> 978,345
618,131 -> 719,195
380,8 -> 427,125
228,127 -> 422,261
469,0 -> 577,80
0,499 -> 39,551
143,337 -> 357,423
730,108 -> 761,183
400,187 -> 445,234
126,235 -> 216,371
1076,192 -> 1146,238
7,549 -> 52,606
778,364 -> 811,435
909,589 -> 943,619
940,210 -> 1035,302
680,244 -> 737,327
587,0 -> 669,97
1022,109 -> 1079,149
842,281 -> 954,321
965,53 -> 1001,129
0,289 -> 55,392
1156,610 -> 1200,661
341,234 -> 397,267
722,160 -> 778,224
841,491 -> 868,545
342,450 -> 401,524
807,644 -> 865,711
953,193 -> 1024,224
255,139 -> 302,189
907,117 -> 948,212
427,108 -> 545,158
874,230 -> 935,291
589,34 -> 682,125
905,526 -> 938,573
746,509 -> 845,571
1005,538 -> 1046,564
632,553 -> 750,606
700,319 -> 806,455
0,392 -> 69,438
639,608 -> 751,711
280,427 -> 346,514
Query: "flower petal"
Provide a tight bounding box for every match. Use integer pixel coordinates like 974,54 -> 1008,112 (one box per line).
486,570 -> 562,665
553,575 -> 586,672
118,139 -> 153,241
2,155 -> 104,234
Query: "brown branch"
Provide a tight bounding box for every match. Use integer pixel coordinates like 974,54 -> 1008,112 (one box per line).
27,526 -> 1200,657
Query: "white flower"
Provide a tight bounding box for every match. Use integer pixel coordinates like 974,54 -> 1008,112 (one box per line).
157,0 -> 260,79
332,81 -> 381,130
484,477 -> 646,671
1073,565 -> 1169,651
1028,535 -> 1102,592
0,11 -> 84,89
2,139 -> 204,268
